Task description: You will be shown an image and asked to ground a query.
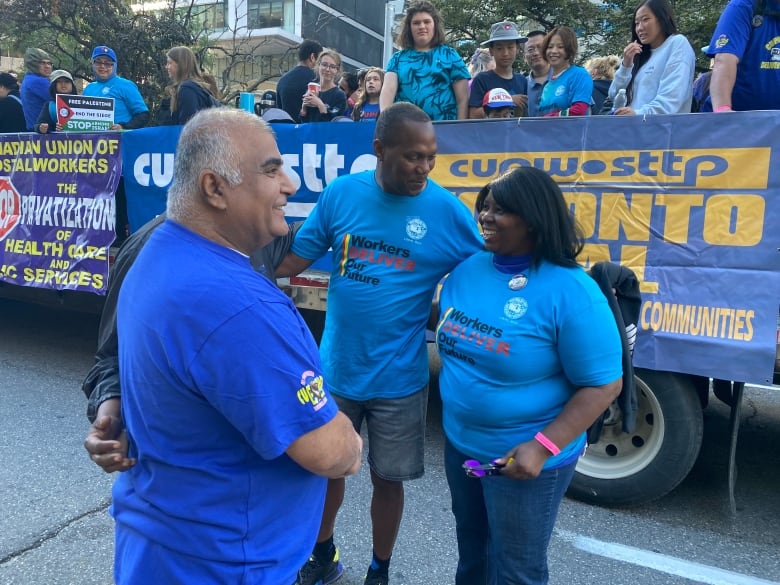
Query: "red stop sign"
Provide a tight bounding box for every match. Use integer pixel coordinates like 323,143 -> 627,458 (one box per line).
0,177 -> 21,241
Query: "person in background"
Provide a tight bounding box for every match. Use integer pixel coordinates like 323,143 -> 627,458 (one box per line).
585,55 -> 619,114
691,70 -> 713,112
482,88 -> 515,118
609,0 -> 695,115
35,69 -> 78,134
110,108 -> 362,584
468,21 -> 528,119
300,49 -> 347,122
164,46 -> 220,125
435,166 -> 622,584
524,30 -> 550,117
468,47 -> 495,87
0,72 -> 26,133
703,0 -> 779,413
380,0 -> 470,120
352,67 -> 384,122
20,47 -> 53,130
538,26 -> 593,117
277,39 -> 323,123
278,102 -> 483,585
83,46 -> 149,130
707,0 -> 780,112
339,71 -> 360,118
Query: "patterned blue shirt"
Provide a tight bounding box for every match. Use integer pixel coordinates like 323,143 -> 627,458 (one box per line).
386,45 -> 470,120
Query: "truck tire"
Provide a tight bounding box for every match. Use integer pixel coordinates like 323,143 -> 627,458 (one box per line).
568,369 -> 703,507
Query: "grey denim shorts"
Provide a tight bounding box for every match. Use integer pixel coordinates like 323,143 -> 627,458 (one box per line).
334,386 -> 428,481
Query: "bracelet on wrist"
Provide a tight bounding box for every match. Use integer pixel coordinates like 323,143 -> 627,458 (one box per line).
714,105 -> 733,112
534,431 -> 561,456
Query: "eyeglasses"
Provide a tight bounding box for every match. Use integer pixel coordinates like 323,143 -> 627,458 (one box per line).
319,63 -> 339,70
462,459 -> 505,478
93,60 -> 114,67
40,60 -> 53,66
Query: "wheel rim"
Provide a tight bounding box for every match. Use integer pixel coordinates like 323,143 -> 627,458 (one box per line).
575,377 -> 665,480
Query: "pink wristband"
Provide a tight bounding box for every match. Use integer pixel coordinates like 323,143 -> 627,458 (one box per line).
534,432 -> 561,456
715,105 -> 733,112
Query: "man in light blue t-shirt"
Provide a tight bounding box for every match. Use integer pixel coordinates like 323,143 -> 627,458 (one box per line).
278,102 -> 483,585
83,45 -> 149,130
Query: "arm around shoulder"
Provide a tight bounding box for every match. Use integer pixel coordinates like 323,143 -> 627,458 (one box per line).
275,251 -> 314,278
286,411 -> 362,478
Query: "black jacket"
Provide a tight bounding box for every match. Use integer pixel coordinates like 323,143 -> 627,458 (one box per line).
588,261 -> 642,437
0,90 -> 26,133
170,80 -> 220,126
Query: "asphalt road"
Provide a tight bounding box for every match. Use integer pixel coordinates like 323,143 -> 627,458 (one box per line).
1,298 -> 779,585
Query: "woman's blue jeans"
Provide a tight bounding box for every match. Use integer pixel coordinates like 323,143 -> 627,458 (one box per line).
444,438 -> 577,585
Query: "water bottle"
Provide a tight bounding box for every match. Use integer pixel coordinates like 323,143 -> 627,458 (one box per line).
612,89 -> 627,113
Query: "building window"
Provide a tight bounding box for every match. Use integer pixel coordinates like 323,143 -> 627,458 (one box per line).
180,2 -> 226,32
247,0 -> 286,29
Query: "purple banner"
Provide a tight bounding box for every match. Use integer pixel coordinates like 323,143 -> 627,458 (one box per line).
0,133 -> 121,294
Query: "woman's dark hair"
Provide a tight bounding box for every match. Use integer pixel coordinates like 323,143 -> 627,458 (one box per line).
627,0 -> 678,104
541,26 -> 579,64
475,166 -> 584,268
0,72 -> 19,91
397,1 -> 446,50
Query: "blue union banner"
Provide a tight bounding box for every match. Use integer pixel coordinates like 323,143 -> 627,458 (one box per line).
432,113 -> 780,385
0,132 -> 121,294
107,113 -> 780,383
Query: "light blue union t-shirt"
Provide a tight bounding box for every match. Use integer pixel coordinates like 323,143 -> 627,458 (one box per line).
437,253 -> 623,466
293,170 -> 483,400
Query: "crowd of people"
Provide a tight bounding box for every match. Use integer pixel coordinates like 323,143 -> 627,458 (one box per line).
0,0 -> 775,584
1,0 -> 777,133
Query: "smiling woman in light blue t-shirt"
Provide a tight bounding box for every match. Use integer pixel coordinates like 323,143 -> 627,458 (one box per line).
538,26 -> 594,117
435,166 -> 623,584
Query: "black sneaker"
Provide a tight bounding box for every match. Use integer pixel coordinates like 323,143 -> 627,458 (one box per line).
294,548 -> 344,585
363,567 -> 389,585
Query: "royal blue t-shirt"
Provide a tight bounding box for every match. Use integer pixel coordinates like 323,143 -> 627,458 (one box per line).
113,220 -> 337,584
358,102 -> 380,121
707,0 -> 780,111
437,253 -> 622,466
292,171 -> 483,400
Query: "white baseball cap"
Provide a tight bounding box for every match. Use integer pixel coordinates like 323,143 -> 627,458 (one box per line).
483,88 -> 514,109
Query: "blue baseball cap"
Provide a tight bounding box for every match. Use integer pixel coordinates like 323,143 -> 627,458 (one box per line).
91,46 -> 117,62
